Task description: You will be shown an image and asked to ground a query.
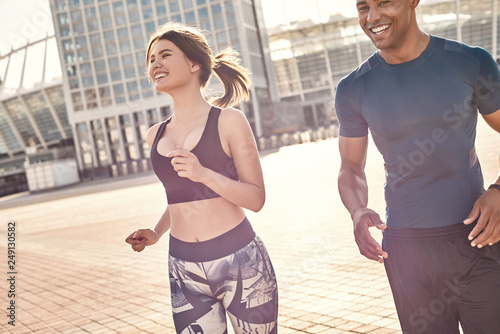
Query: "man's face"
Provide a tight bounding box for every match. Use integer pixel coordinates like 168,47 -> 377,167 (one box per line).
356,0 -> 416,51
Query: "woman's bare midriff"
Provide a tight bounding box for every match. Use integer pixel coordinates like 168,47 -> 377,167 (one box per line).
168,196 -> 246,242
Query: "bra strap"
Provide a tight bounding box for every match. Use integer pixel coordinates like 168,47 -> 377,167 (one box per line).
204,106 -> 222,140
152,120 -> 169,149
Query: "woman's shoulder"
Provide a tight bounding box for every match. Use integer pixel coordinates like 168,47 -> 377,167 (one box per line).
145,122 -> 164,147
218,107 -> 253,141
218,107 -> 248,126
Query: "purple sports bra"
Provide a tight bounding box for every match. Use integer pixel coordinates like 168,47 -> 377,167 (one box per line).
150,106 -> 239,204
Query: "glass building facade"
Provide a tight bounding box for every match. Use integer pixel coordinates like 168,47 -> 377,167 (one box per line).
50,0 -> 279,175
268,0 -> 499,129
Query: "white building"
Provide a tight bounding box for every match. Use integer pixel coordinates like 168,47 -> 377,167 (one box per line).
267,0 -> 499,129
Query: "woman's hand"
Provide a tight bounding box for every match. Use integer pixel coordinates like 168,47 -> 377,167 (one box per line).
125,229 -> 159,252
166,147 -> 207,182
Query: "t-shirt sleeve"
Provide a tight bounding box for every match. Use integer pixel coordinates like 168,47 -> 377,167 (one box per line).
335,77 -> 369,137
474,47 -> 500,115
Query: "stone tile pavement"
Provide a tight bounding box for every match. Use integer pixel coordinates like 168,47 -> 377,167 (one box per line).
0,119 -> 498,334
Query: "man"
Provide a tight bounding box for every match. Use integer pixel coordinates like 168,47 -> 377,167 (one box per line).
335,0 -> 500,333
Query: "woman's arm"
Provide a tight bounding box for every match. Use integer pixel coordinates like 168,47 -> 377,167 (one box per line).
126,123 -> 171,252
167,108 -> 265,212
203,108 -> 265,211
125,206 -> 171,252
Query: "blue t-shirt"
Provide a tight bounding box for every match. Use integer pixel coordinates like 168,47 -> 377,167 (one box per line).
335,36 -> 500,228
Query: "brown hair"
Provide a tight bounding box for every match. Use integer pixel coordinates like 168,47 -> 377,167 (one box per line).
146,22 -> 251,108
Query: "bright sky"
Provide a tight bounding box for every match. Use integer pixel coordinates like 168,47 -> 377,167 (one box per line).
0,0 -> 54,56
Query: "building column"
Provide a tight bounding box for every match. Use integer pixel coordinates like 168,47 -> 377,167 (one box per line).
102,118 -> 113,166
129,112 -> 142,160
72,122 -> 84,171
86,120 -> 99,169
115,115 -> 127,163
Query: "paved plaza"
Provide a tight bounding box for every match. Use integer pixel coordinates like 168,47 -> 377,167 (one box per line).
0,120 -> 498,334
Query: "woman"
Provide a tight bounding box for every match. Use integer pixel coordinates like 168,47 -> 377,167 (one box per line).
126,22 -> 278,334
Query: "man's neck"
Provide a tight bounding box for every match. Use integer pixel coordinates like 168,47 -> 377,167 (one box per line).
378,31 -> 431,64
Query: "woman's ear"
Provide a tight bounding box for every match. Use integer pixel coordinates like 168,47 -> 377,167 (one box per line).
190,61 -> 201,73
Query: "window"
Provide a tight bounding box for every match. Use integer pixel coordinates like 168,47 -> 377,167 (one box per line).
99,4 -> 110,15
118,28 -> 128,39
95,60 -> 107,84
185,11 -> 195,25
127,81 -> 140,100
76,36 -> 89,61
90,33 -> 103,58
82,76 -> 94,87
157,5 -> 166,16
113,83 -> 126,104
85,89 -> 98,109
69,0 -> 80,8
71,10 -> 83,21
143,8 -> 153,19
85,6 -> 97,18
72,92 -> 84,111
99,86 -> 112,106
170,0 -> 179,12
97,73 -> 108,84
58,13 -> 69,25
56,0 -> 67,11
109,57 -> 122,81
122,54 -> 136,78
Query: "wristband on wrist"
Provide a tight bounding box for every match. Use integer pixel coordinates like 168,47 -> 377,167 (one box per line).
488,184 -> 500,191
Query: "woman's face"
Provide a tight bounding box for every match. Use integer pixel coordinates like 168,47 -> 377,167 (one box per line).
147,39 -> 199,93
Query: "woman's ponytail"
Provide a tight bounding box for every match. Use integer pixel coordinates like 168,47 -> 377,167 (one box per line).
210,47 -> 251,108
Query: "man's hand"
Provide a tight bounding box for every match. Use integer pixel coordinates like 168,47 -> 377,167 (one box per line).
464,188 -> 500,248
125,229 -> 159,252
352,208 -> 388,263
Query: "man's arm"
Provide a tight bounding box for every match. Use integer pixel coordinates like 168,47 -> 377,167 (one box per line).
338,135 -> 388,263
464,109 -> 500,247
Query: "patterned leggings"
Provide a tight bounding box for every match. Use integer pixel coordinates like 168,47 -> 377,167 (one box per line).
168,218 -> 278,334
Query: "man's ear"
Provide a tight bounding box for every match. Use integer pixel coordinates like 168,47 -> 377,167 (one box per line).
410,0 -> 420,9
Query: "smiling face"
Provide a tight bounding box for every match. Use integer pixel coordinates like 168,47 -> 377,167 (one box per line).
356,0 -> 419,53
147,39 -> 200,93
